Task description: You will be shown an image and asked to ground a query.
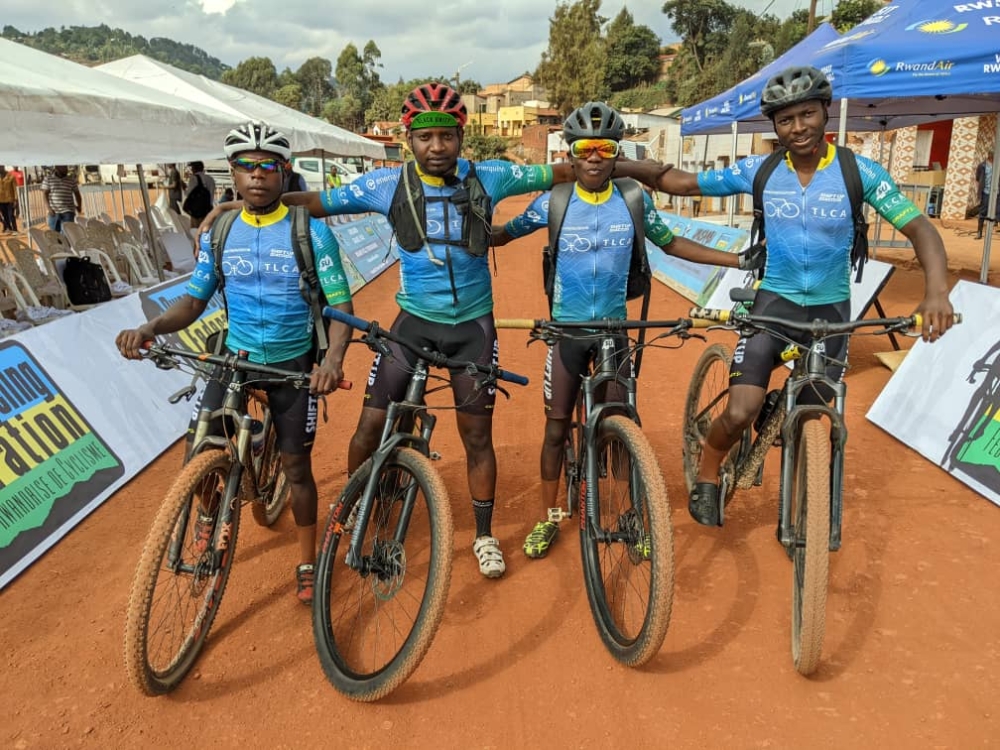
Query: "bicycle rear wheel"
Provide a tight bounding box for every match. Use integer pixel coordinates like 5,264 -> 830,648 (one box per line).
124,449 -> 240,695
580,415 -> 674,667
312,447 -> 453,701
790,419 -> 830,676
682,343 -> 735,493
251,420 -> 288,527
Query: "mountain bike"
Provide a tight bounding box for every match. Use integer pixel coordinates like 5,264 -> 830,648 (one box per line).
123,342 -> 346,695
497,316 -> 706,667
682,295 -> 960,675
313,307 -> 529,702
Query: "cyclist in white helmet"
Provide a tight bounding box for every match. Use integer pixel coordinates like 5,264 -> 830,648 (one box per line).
117,121 -> 356,604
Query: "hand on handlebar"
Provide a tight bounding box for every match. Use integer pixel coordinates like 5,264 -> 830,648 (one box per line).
738,241 -> 766,272
311,359 -> 351,395
116,325 -> 155,360
915,291 -> 955,342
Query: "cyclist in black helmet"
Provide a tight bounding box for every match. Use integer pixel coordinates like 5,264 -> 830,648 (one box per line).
647,64 -> 955,527
492,101 -> 760,559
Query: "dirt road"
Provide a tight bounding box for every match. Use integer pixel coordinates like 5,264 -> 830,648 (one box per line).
2,197 -> 997,749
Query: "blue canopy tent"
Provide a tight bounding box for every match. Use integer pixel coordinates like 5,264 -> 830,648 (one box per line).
809,1 -> 1000,282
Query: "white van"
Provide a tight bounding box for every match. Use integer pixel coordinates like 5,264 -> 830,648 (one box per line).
291,157 -> 361,191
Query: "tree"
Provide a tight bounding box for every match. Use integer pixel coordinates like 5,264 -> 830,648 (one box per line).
334,41 -> 384,130
457,79 -> 483,95
296,57 -> 334,117
535,0 -> 608,115
324,93 -> 363,132
604,9 -> 662,92
273,83 -> 303,111
221,56 -> 279,98
661,0 -> 738,74
830,0 -> 882,32
463,134 -> 511,162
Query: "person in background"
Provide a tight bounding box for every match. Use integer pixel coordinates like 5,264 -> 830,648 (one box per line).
221,187 -> 235,203
163,163 -> 185,214
181,161 -> 216,230
41,165 -> 82,233
0,166 -> 17,234
975,150 -> 997,240
327,165 -> 342,189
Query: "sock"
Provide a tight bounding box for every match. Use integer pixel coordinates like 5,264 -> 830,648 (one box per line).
472,498 -> 494,538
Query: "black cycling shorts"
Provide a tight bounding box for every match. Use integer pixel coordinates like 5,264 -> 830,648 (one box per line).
363,310 -> 498,417
729,290 -> 851,405
188,349 -> 318,455
544,333 -> 631,420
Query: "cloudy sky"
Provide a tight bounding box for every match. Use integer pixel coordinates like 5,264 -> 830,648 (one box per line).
6,0 -> 820,85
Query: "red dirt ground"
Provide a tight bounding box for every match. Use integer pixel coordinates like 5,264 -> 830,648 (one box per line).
2,197 -> 998,749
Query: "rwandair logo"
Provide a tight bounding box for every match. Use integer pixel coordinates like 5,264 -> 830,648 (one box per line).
868,59 -> 890,76
906,19 -> 968,34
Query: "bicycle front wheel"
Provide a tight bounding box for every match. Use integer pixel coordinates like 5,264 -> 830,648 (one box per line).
682,343 -> 736,493
251,420 -> 288,527
312,447 -> 453,701
124,449 -> 240,695
580,415 -> 674,667
790,420 -> 830,676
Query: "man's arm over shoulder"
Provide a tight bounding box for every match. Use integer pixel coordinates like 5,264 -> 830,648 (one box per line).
477,160 -> 554,203
309,219 -> 352,305
493,191 -> 550,246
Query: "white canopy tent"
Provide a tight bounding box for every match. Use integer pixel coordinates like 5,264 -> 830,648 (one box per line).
0,38 -> 234,165
97,55 -> 385,160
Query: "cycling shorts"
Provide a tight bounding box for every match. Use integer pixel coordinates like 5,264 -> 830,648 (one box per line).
544,334 -> 631,420
187,349 -> 318,456
729,290 -> 850,405
363,310 -> 498,417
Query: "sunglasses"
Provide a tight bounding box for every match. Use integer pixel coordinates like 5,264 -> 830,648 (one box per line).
230,157 -> 285,173
569,138 -> 620,159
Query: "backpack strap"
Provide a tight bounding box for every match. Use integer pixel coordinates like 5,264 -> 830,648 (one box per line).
613,178 -> 652,377
209,208 -> 241,301
835,145 -> 868,282
544,182 -> 574,315
751,150 -> 785,258
289,205 -> 329,355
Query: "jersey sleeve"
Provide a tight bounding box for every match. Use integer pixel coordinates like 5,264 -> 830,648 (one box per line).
641,191 -> 674,246
696,155 -> 762,197
476,161 -> 555,204
856,155 -> 922,231
185,231 -> 220,300
503,192 -> 550,239
310,219 -> 352,306
318,166 -> 396,216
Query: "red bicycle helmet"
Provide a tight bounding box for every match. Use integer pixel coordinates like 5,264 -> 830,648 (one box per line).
401,82 -> 468,129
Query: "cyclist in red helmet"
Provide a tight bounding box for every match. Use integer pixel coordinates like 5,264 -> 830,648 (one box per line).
200,82 -> 668,580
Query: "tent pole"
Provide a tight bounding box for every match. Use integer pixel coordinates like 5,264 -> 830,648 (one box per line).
980,118 -> 1000,284
136,164 -> 166,282
837,97 -> 847,146
727,121 -> 738,227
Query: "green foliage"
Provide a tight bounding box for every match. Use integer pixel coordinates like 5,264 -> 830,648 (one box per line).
1,24 -> 228,78
535,0 -> 608,115
830,0 -> 882,32
334,41 -> 385,130
462,134 -> 512,162
609,83 -> 672,112
364,77 -> 441,128
604,9 -> 661,91
296,57 -> 334,117
457,80 -> 483,95
221,57 -> 279,98
273,83 -> 303,111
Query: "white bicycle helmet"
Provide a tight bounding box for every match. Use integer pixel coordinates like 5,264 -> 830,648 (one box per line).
224,121 -> 292,161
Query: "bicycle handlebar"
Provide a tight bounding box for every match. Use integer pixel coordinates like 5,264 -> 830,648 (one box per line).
141,342 -> 352,391
687,307 -> 963,335
323,307 -> 530,387
495,317 -> 714,331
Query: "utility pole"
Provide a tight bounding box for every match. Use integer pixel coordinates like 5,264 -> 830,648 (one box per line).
807,0 -> 819,33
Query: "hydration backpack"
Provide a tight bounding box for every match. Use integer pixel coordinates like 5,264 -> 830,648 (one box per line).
750,145 -> 868,282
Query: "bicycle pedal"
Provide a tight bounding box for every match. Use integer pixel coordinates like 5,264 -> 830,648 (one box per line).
429,451 -> 442,461
547,507 -> 570,523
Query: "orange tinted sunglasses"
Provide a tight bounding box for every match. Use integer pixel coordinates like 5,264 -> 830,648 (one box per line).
569,138 -> 620,159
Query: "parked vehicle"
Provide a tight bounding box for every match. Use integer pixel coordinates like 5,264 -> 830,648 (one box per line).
291,157 -> 361,191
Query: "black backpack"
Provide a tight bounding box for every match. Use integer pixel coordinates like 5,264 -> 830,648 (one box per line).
750,145 -> 868,282
209,206 -> 329,362
62,255 -> 111,305
543,178 -> 650,311
182,174 -> 213,218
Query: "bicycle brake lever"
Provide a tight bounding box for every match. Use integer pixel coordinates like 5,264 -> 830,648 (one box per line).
167,384 -> 197,404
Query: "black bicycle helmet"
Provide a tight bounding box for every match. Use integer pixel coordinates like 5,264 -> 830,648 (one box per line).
563,101 -> 626,143
760,65 -> 833,119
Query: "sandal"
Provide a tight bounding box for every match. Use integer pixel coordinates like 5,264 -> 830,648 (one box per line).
688,482 -> 721,527
295,563 -> 315,605
473,536 -> 506,579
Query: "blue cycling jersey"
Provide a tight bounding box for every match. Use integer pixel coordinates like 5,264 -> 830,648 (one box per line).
504,183 -> 674,320
319,159 -> 553,324
187,205 -> 352,364
698,143 -> 921,305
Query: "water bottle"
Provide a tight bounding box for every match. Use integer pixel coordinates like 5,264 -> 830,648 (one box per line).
250,419 -> 266,457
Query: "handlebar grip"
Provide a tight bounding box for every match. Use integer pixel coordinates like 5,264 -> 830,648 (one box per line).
337,380 -> 352,391
689,307 -> 731,322
912,312 -> 963,329
495,318 -> 538,329
690,318 -> 715,329
498,369 -> 529,386
322,306 -> 371,332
